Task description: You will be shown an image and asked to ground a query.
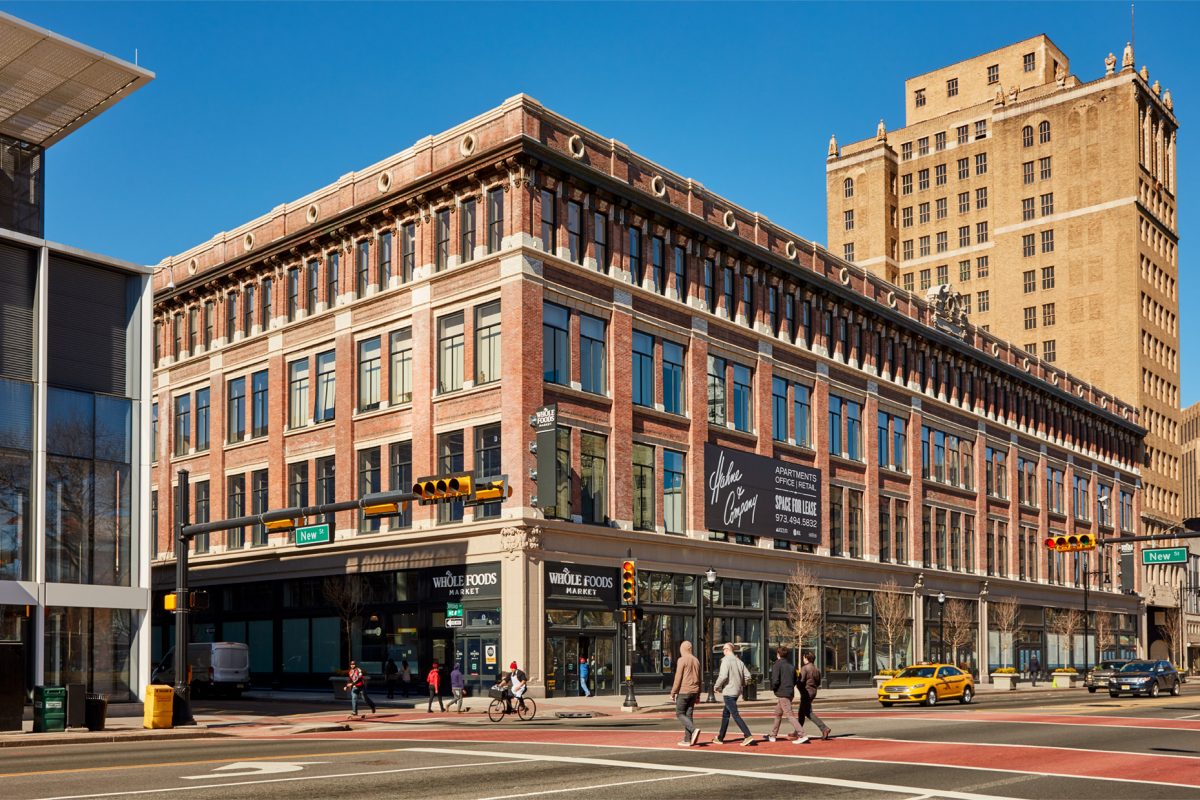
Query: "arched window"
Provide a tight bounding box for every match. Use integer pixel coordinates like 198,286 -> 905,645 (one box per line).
1022,125 -> 1033,147
843,177 -> 854,198
1038,120 -> 1051,143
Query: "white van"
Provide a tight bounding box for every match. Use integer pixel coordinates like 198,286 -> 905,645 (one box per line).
153,642 -> 250,697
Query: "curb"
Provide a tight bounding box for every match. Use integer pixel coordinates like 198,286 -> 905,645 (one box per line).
0,728 -> 226,749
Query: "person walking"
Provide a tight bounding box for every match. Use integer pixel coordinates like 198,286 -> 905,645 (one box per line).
712,642 -> 755,746
343,660 -> 376,718
669,640 -> 702,747
400,660 -> 412,698
798,652 -> 831,740
384,657 -> 399,699
448,662 -> 467,713
427,661 -> 445,712
765,648 -> 810,744
1030,654 -> 1041,687
579,657 -> 591,697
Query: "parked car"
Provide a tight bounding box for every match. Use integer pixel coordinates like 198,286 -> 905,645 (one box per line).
878,663 -> 974,707
1084,659 -> 1130,693
152,642 -> 250,697
1106,660 -> 1181,698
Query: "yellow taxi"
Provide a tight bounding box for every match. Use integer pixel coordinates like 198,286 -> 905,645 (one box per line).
877,663 -> 974,707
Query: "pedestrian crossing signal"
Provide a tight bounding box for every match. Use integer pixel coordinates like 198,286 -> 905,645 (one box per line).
621,559 -> 637,606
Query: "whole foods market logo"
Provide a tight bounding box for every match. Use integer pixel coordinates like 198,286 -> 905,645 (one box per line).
431,570 -> 498,597
547,567 -> 614,597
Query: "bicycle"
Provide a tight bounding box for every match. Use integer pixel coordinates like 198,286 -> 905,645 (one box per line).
486,690 -> 536,722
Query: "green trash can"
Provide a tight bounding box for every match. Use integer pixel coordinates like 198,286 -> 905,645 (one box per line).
33,686 -> 67,733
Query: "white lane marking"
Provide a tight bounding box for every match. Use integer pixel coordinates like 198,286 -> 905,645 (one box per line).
823,714 -> 1200,734
180,761 -> 327,779
407,742 -> 1200,792
856,735 -> 1196,759
408,747 -> 1026,800
31,758 -> 536,800
478,773 -> 695,800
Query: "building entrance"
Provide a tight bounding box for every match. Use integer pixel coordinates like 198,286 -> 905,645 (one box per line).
546,634 -> 615,696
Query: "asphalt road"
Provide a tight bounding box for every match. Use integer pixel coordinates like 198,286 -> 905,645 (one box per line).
3,694 -> 1198,800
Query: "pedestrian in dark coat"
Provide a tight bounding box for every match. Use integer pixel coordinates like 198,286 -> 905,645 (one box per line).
798,652 -> 831,740
766,648 -> 809,743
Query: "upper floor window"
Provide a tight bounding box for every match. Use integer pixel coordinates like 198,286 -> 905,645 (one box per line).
703,258 -> 715,312
435,209 -> 451,271
651,236 -> 665,293
378,231 -> 393,286
843,178 -> 854,198
901,142 -> 913,161
250,370 -> 269,438
357,337 -> 381,411
288,358 -> 309,429
460,199 -> 477,262
437,311 -> 464,393
355,239 -> 370,296
195,388 -> 210,452
226,377 -> 246,443
632,331 -> 655,408
287,268 -> 300,321
673,245 -> 686,299
243,284 -> 255,335
475,301 -> 501,385
487,188 -> 504,254
542,302 -> 569,385
593,212 -> 608,273
540,189 -> 556,254
314,350 -> 336,423
986,64 -> 999,84
662,340 -> 685,415
1022,125 -> 1034,148
326,252 -> 339,305
707,355 -> 726,426
173,394 -> 190,456
844,210 -> 855,231
627,227 -> 642,284
732,363 -> 753,433
914,88 -> 926,108
566,201 -> 583,264
1038,120 -> 1051,144
956,124 -> 968,145
985,446 -> 1007,498
917,136 -> 929,156
1023,52 -> 1035,72
741,274 -> 754,322
935,131 -> 946,151
580,314 -> 606,395
957,157 -> 969,180
947,77 -> 958,97
401,222 -> 416,281
723,266 -> 735,320
306,260 -> 319,314
389,327 -> 412,405
877,411 -> 907,471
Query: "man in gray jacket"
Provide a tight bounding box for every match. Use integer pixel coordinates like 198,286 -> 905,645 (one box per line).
766,647 -> 810,743
712,642 -> 755,746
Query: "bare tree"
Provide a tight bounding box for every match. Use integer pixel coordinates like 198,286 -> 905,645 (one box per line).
1157,607 -> 1182,666
874,578 -> 910,671
1047,608 -> 1083,668
784,563 -> 823,657
943,599 -> 977,668
990,595 -> 1024,669
323,574 -> 365,665
1095,612 -> 1116,661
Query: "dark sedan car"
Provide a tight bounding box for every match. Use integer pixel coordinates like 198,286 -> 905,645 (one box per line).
1085,659 -> 1130,693
1107,660 -> 1182,698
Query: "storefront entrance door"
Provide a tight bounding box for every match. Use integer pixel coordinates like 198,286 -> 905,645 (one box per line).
546,635 -> 615,696
455,634 -> 500,695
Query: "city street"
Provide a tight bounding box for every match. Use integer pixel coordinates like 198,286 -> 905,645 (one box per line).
2,692 -> 1198,800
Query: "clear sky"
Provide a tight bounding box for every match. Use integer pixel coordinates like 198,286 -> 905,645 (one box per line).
10,1 -> 1197,403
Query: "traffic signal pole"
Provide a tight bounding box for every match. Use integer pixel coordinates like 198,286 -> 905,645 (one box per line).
172,469 -> 195,726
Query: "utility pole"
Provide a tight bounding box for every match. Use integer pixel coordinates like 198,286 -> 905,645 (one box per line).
172,469 -> 195,725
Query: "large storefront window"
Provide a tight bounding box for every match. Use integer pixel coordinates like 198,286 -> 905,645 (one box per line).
825,589 -> 872,684
44,606 -> 133,700
633,571 -> 698,690
924,596 -> 978,675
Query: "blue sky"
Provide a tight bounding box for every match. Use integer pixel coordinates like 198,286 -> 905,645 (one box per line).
10,1 -> 1197,403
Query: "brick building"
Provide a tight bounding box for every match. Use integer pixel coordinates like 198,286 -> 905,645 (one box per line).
824,36 -> 1181,555
151,95 -> 1148,695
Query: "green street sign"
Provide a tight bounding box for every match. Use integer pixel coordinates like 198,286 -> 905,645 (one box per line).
1142,547 -> 1188,565
295,523 -> 331,547
446,602 -> 464,618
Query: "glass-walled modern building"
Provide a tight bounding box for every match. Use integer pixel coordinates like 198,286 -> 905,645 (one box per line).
0,12 -> 154,702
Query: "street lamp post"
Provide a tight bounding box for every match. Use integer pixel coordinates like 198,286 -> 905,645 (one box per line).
704,567 -> 717,703
937,592 -> 946,663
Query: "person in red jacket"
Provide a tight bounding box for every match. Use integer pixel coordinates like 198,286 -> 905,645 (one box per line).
427,661 -> 445,712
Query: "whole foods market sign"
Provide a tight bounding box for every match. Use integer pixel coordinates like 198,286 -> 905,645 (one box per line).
704,443 -> 821,545
544,562 -> 618,606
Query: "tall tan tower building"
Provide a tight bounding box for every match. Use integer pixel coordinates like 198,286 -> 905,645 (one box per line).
826,35 -> 1181,539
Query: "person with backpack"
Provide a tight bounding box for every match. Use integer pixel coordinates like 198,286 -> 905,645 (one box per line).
712,642 -> 755,746
427,661 -> 445,712
799,651 -> 831,740
342,659 -> 376,718
765,647 -> 810,743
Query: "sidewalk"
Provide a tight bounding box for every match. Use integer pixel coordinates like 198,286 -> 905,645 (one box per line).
0,704 -> 225,748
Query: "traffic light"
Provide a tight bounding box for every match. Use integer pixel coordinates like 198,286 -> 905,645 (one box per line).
468,476 -> 512,506
360,490 -> 412,519
413,474 -> 511,506
1044,533 -> 1097,552
264,516 -> 297,535
620,559 -> 637,606
164,590 -> 209,610
619,607 -> 643,623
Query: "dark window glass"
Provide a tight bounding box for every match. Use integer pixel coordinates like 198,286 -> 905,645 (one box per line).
474,424 -> 502,519
226,377 -> 245,442
226,474 -> 245,549
460,199 -> 476,262
487,189 -> 504,253
250,370 -> 269,438
632,331 -> 654,407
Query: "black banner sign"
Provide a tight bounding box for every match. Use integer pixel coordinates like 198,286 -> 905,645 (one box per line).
544,562 -> 618,607
423,563 -> 501,601
703,443 -> 821,544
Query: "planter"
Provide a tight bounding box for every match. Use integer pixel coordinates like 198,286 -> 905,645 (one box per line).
990,673 -> 1018,691
1051,673 -> 1077,689
330,675 -> 349,700
873,675 -> 894,689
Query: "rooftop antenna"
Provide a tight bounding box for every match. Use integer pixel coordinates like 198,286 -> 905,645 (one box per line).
1131,3 -> 1135,59
135,48 -> 139,66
